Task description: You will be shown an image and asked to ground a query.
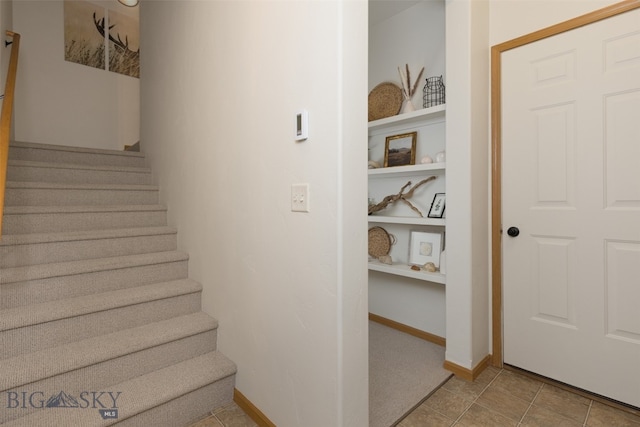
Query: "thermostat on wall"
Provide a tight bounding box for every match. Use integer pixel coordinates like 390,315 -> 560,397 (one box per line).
295,110 -> 308,141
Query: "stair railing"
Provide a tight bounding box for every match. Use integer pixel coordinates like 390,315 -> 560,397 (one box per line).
0,30 -> 20,238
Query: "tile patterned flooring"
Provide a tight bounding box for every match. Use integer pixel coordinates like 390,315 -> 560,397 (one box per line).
399,366 -> 640,427
190,367 -> 640,427
189,401 -> 258,427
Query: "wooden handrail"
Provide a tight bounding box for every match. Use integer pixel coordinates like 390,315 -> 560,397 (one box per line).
0,30 -> 20,238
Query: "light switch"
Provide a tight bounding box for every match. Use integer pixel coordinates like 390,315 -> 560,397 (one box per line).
291,183 -> 310,212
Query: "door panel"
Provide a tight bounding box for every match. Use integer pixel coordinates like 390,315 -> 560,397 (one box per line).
502,8 -> 640,407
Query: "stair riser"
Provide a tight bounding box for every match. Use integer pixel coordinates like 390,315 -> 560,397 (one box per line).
2,142 -> 237,426
1,260 -> 189,309
0,233 -> 177,268
1,209 -> 168,235
8,145 -> 146,168
0,330 -> 217,424
1,292 -> 203,359
7,165 -> 152,185
4,187 -> 159,206
114,377 -> 235,427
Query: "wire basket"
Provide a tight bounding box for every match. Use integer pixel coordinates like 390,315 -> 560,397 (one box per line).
423,76 -> 445,108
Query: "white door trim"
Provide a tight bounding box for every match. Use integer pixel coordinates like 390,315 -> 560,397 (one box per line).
490,0 -> 640,367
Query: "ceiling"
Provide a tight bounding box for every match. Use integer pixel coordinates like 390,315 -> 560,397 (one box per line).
369,0 -> 423,26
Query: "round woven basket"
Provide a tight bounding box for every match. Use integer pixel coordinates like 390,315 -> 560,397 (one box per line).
368,82 -> 403,121
368,226 -> 395,258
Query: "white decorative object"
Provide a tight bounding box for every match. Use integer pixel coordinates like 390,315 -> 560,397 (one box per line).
409,231 -> 442,267
435,151 -> 446,163
368,160 -> 381,169
378,255 -> 393,265
439,250 -> 446,273
402,96 -> 415,113
398,64 -> 424,115
423,262 -> 437,272
427,193 -> 446,218
420,155 -> 433,164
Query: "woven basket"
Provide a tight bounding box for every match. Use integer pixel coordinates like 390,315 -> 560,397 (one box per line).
368,82 -> 403,121
368,226 -> 396,258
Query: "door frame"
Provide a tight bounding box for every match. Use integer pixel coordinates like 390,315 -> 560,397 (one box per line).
490,0 -> 640,367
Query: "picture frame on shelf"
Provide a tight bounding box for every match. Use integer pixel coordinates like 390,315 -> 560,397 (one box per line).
428,193 -> 446,218
409,231 -> 442,267
384,131 -> 417,167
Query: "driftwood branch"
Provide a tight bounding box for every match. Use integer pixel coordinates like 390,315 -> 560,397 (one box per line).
368,176 -> 437,217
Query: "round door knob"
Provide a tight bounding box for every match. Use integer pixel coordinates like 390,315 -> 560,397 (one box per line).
507,227 -> 520,237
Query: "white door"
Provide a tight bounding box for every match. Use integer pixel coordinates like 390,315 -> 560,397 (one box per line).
502,8 -> 640,407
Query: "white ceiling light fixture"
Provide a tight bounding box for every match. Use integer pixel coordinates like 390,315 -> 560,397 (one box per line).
118,0 -> 139,6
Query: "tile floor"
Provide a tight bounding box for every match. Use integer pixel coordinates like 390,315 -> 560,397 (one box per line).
189,401 -> 257,427
190,367 -> 640,427
399,366 -> 640,427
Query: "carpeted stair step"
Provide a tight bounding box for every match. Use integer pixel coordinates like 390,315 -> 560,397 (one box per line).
1,251 -> 189,309
110,351 -> 236,427
0,226 -> 178,268
0,279 -> 203,359
1,350 -> 236,427
4,181 -> 159,206
2,140 -> 238,425
0,312 -> 224,424
7,160 -> 152,185
8,140 -> 146,168
1,204 -> 168,235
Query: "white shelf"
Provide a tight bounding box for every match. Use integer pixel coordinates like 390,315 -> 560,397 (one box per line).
368,104 -> 446,134
368,162 -> 445,178
368,260 -> 446,284
368,216 -> 445,226
368,102 -> 446,285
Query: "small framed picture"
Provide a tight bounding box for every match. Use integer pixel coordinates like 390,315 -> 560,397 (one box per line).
384,131 -> 417,167
428,193 -> 446,218
409,231 -> 442,267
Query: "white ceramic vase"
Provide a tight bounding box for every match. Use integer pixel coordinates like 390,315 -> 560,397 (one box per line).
402,96 -> 415,113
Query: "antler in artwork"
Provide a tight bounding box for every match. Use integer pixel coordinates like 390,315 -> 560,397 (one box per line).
93,12 -> 139,58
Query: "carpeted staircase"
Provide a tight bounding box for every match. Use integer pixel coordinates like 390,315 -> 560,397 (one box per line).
0,141 -> 236,426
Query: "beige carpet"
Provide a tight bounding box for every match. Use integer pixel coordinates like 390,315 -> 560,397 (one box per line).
2,141 -> 235,426
369,320 -> 452,427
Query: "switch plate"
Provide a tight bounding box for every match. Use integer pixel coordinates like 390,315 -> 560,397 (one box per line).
291,183 -> 310,212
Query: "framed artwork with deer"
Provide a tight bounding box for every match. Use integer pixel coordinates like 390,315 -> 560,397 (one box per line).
64,1 -> 139,78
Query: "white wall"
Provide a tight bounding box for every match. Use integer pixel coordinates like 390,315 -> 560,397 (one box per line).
140,1 -> 368,427
0,1 -> 13,92
12,0 -> 139,150
469,0 -> 491,369
1,1 -> 15,140
443,0 -> 491,372
489,0 -> 622,46
369,1 -> 445,98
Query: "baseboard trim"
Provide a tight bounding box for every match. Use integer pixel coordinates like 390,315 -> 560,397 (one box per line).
443,354 -> 492,382
368,313 -> 446,347
233,388 -> 276,427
